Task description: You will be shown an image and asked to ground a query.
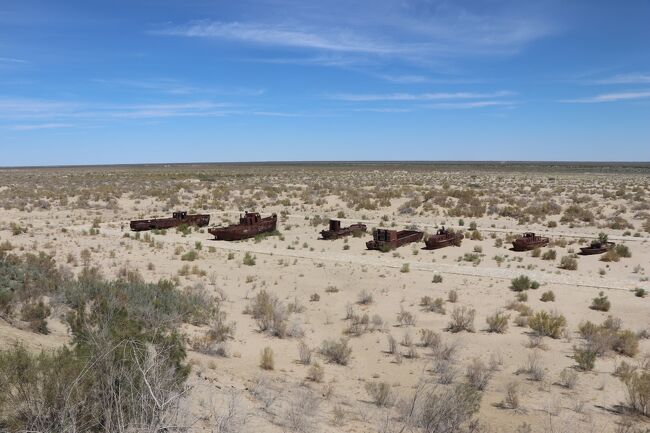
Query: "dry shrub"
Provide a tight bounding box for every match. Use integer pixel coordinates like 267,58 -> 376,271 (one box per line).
397,307 -> 417,326
419,329 -> 441,349
447,290 -> 458,303
620,370 -> 650,416
447,306 -> 475,333
573,346 -> 596,371
298,340 -> 312,365
466,358 -> 492,390
559,368 -> 578,389
528,310 -> 566,339
260,347 -> 274,370
365,381 -> 394,407
559,255 -> 578,270
306,362 -> 324,382
590,291 -> 611,312
321,338 -> 352,365
246,290 -> 289,337
540,291 -> 555,302
486,311 -> 509,333
501,381 -> 519,409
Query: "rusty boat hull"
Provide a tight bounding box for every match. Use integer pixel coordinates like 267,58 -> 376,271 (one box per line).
424,232 -> 464,249
130,212 -> 210,231
580,241 -> 615,255
366,229 -> 423,251
512,232 -> 550,251
320,220 -> 367,240
209,212 -> 277,241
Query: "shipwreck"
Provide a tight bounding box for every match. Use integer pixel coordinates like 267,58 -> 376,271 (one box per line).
366,228 -> 423,251
130,211 -> 210,232
208,212 -> 277,241
512,232 -> 550,251
424,227 -> 464,249
320,220 -> 367,240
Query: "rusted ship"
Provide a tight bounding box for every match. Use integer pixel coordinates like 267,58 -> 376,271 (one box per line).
366,228 -> 423,251
208,212 -> 277,241
130,211 -> 210,232
580,240 -> 615,255
512,232 -> 550,251
424,226 -> 464,249
320,220 -> 367,240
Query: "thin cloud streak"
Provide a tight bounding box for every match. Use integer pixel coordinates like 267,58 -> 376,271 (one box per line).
329,91 -> 513,101
589,73 -> 650,85
561,90 -> 650,103
10,123 -> 73,131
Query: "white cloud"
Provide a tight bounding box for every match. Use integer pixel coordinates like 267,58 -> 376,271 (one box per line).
11,123 -> 73,131
424,101 -> 515,109
562,91 -> 650,103
329,91 -> 513,101
590,73 -> 650,85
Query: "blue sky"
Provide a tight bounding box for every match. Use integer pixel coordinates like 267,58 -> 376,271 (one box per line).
1,0 -> 649,166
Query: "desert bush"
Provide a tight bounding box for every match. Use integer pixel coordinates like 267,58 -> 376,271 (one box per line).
573,346 -> 596,371
600,250 -> 620,262
260,347 -> 274,370
559,368 -> 578,389
634,288 -> 647,298
528,310 -> 566,339
560,255 -> 578,270
590,291 -> 611,311
357,289 -> 373,305
400,263 -> 410,273
518,351 -> 545,381
541,249 -> 557,260
321,338 -> 352,365
20,299 -> 51,334
432,274 -> 443,283
614,330 -> 640,357
515,292 -> 528,302
486,311 -> 509,333
310,293 -> 320,302
397,307 -> 417,326
447,306 -> 475,333
615,244 -> 632,258
447,290 -> 458,303
619,370 -> 650,416
501,381 -> 519,409
180,249 -> 199,261
510,275 -> 535,292
306,362 -> 324,382
466,358 -> 492,390
540,291 -> 555,302
243,252 -> 256,266
404,382 -> 481,433
365,381 -> 394,407
419,329 -> 441,349
387,334 -> 398,354
298,340 -> 312,365
246,290 -> 289,337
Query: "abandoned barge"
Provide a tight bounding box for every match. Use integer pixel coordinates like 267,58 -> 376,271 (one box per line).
580,240 -> 615,255
320,220 -> 367,240
424,227 -> 463,249
208,212 -> 277,241
512,232 -> 550,251
130,211 -> 210,232
366,228 -> 423,251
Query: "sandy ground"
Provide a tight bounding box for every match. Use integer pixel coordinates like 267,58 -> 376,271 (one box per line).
1,166 -> 649,433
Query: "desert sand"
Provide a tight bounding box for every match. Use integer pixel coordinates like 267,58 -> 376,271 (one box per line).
1,163 -> 649,433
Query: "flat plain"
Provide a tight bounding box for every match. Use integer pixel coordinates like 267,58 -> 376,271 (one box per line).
1,162 -> 649,433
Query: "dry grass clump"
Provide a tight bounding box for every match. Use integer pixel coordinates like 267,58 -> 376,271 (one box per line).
245,290 -> 289,338
578,316 -> 639,357
541,249 -> 557,260
447,306 -> 475,333
365,381 -> 394,407
357,289 -> 373,305
419,329 -> 441,349
260,347 -> 274,370
421,296 -> 446,314
528,310 -> 566,339
466,358 -> 492,390
559,255 -> 578,270
500,381 -> 520,409
540,290 -> 555,302
397,307 -> 417,326
321,338 -> 352,365
306,362 -> 324,382
486,311 -> 509,333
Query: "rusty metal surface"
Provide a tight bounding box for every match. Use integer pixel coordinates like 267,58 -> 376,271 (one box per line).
579,241 -> 615,255
366,228 -> 423,251
424,226 -> 463,249
130,211 -> 210,231
512,232 -> 550,251
320,220 -> 367,240
208,212 -> 277,241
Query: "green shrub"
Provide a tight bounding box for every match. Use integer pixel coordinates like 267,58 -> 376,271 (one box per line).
243,252 -> 256,266
540,291 -> 555,302
615,244 -> 632,258
528,310 -> 566,339
180,249 -> 199,261
634,288 -> 647,298
486,311 -> 509,333
573,346 -> 596,371
559,255 -> 578,270
590,291 -> 611,311
510,275 -> 534,292
541,249 -> 557,260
